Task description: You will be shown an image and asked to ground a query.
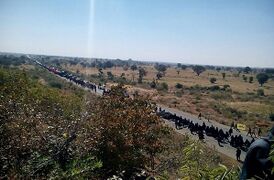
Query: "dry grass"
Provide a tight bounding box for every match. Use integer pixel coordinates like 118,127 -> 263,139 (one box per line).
64,64 -> 274,131
66,64 -> 274,95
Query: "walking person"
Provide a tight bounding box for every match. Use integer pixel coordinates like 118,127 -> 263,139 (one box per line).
236,147 -> 241,161
198,112 -> 202,120
247,127 -> 252,137
258,128 -> 262,137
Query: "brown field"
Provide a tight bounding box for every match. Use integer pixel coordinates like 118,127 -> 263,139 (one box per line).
65,64 -> 274,95
64,64 -> 274,132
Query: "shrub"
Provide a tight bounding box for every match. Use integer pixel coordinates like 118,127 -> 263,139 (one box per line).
208,85 -> 220,91
175,91 -> 183,97
157,82 -> 168,91
175,83 -> 183,89
242,75 -> 247,82
257,89 -> 265,96
249,76 -> 253,83
49,81 -> 62,89
210,77 -> 217,84
269,113 -> 274,121
150,80 -> 157,88
223,84 -> 230,90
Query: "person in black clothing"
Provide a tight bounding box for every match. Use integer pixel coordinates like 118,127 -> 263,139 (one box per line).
246,127 -> 252,137
258,128 -> 262,137
198,130 -> 204,141
240,126 -> 274,180
198,112 -> 202,120
236,147 -> 241,161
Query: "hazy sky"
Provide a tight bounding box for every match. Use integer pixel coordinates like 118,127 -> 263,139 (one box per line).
1,0 -> 274,67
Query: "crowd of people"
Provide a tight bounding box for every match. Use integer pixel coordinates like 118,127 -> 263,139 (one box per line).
37,60 -> 253,153
157,108 -> 254,153
35,60 -> 109,94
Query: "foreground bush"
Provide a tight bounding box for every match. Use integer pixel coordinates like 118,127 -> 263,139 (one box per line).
0,68 -> 170,178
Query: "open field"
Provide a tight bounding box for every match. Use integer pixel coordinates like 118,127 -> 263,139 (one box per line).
65,64 -> 274,95
64,64 -> 274,132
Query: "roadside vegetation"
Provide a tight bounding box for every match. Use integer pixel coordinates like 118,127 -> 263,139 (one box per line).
0,64 -> 241,179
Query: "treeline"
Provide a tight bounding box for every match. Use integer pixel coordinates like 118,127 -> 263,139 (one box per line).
0,54 -> 28,66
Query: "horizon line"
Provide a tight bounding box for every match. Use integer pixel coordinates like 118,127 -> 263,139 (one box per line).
1,51 -> 273,69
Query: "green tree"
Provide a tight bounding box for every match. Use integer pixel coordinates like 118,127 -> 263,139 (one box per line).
154,63 -> 167,73
243,66 -> 251,74
138,67 -> 146,83
192,65 -> 206,76
256,73 -> 269,86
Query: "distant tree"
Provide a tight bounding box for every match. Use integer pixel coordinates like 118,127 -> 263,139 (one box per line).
265,68 -> 274,74
154,63 -> 167,74
256,73 -> 269,86
181,65 -> 187,70
138,67 -> 146,83
123,65 -> 129,71
216,67 -> 221,72
130,64 -> 137,71
243,66 -> 252,74
192,65 -> 206,76
103,61 -> 114,69
249,76 -> 253,83
156,72 -> 163,80
210,77 -> 217,84
222,72 -> 226,79
175,83 -> 183,89
177,63 -> 182,68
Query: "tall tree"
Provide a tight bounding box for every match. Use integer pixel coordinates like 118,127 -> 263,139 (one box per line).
192,65 -> 206,76
138,67 -> 147,83
256,73 -> 269,86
